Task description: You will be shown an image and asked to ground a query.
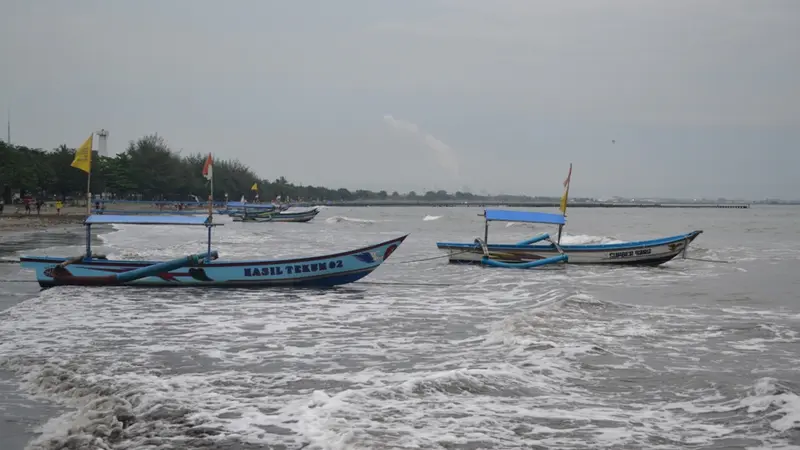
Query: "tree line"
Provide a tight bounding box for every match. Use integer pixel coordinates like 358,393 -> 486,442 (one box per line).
1,134 -> 558,204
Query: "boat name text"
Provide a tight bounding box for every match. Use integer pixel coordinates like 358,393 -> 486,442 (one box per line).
243,259 -> 344,277
608,248 -> 652,258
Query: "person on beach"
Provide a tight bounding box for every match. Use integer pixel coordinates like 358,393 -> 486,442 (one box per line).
35,199 -> 43,215
24,198 -> 31,215
55,200 -> 63,215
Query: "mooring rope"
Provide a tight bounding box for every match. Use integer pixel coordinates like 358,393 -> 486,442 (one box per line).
387,248 -> 476,265
683,257 -> 730,264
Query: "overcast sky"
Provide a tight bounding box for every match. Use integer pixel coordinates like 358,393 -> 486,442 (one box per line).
1,0 -> 798,199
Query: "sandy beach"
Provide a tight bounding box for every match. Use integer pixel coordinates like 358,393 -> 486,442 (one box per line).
0,202 -> 208,232
0,207 -> 90,232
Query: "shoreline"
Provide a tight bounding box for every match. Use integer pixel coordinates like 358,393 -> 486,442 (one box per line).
0,203 -> 159,232
318,201 -> 752,209
0,215 -> 88,233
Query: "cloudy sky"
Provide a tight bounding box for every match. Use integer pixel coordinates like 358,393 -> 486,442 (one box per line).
1,0 -> 798,199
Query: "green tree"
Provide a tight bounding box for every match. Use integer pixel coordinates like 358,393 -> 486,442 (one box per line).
0,133 -> 541,205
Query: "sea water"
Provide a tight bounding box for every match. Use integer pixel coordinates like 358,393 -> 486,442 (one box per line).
0,206 -> 798,449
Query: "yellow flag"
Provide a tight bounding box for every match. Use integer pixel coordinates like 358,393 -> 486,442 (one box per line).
251,182 -> 258,191
559,163 -> 572,214
71,133 -> 93,173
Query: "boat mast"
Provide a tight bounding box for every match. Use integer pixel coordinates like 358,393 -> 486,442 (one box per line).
85,223 -> 92,258
557,163 -> 572,245
484,211 -> 489,244
206,153 -> 214,262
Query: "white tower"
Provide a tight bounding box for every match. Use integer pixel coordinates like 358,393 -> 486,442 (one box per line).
96,129 -> 109,156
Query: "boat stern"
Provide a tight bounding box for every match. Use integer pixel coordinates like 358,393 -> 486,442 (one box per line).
19,256 -> 69,287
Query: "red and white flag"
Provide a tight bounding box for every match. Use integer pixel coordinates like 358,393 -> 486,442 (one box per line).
202,153 -> 213,181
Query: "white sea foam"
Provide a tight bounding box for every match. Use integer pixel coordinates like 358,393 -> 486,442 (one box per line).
559,233 -> 625,245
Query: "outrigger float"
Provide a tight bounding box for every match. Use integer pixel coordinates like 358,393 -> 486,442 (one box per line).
19,214 -> 406,288
436,209 -> 703,267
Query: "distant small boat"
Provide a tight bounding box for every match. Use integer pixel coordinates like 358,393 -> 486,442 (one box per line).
19,214 -> 407,288
436,209 -> 702,266
232,207 -> 320,223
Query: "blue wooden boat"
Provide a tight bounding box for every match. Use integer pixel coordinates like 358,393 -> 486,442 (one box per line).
19,214 -> 407,288
436,209 -> 702,266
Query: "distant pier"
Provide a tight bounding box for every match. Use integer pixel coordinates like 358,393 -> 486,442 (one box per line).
320,201 -> 752,209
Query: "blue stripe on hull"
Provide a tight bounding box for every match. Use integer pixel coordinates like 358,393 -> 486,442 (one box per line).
446,252 -> 680,267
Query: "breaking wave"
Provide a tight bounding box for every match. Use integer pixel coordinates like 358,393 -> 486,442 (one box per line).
324,216 -> 376,225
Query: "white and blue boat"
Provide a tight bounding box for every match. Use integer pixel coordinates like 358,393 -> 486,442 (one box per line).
19,214 -> 407,288
219,201 -> 319,223
436,209 -> 702,266
232,207 -> 320,223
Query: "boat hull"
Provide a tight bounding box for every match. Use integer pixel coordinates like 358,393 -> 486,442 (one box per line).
20,235 -> 407,288
436,231 -> 702,266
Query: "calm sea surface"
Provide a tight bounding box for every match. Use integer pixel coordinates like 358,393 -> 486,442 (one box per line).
0,206 -> 798,449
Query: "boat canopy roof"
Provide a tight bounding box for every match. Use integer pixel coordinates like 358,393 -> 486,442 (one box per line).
225,202 -> 275,209
84,214 -> 220,226
484,209 -> 566,225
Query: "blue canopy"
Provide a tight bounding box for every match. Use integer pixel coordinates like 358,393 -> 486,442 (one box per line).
84,214 -> 217,226
225,202 -> 276,209
484,209 -> 566,225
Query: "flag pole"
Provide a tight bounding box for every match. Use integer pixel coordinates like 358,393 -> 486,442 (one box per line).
86,167 -> 92,216
86,134 -> 93,216
557,163 -> 572,245
206,153 -> 214,262
209,154 -> 214,220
